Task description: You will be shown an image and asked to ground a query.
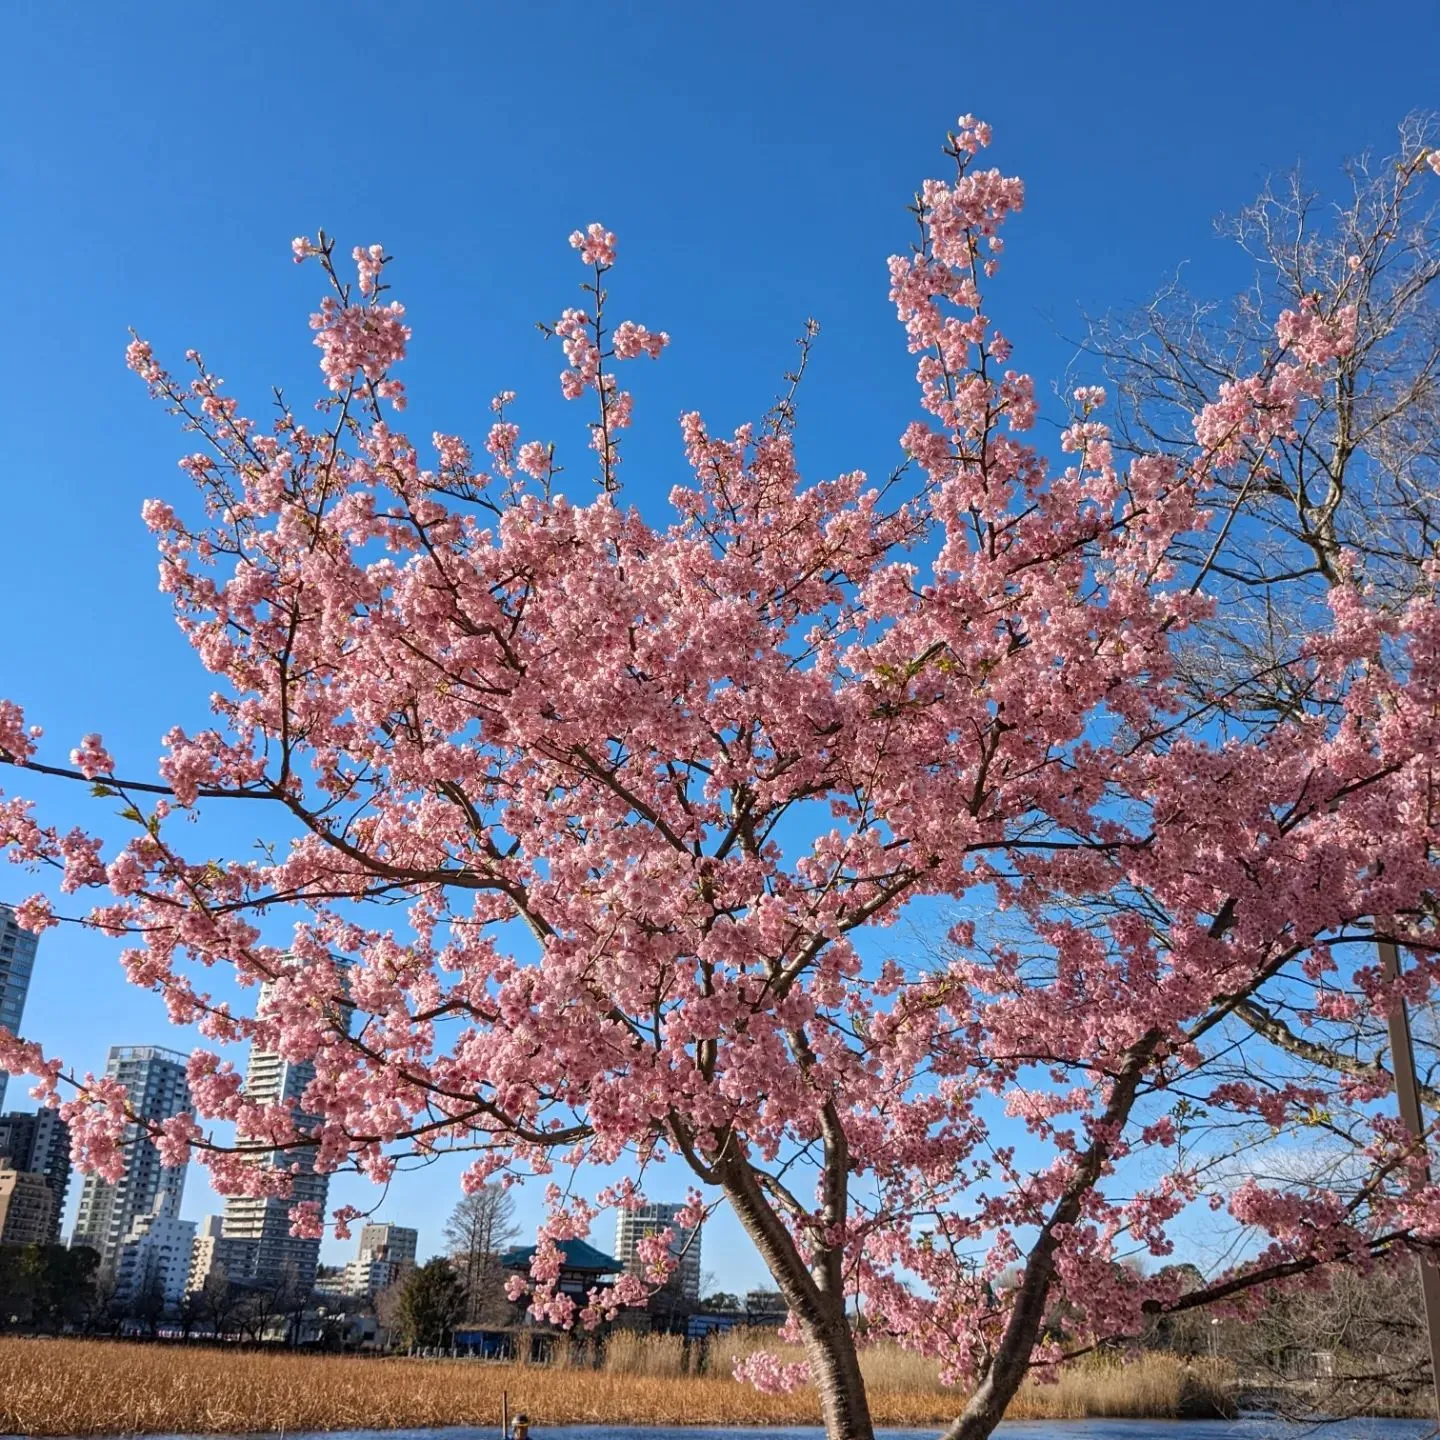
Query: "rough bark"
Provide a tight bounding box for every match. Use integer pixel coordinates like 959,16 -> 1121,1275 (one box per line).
719,1149 -> 876,1440
803,1311 -> 877,1440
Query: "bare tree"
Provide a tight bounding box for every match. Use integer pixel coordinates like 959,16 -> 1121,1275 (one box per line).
234,1271 -> 296,1344
197,1267 -> 244,1340
444,1184 -> 518,1325
1087,112 -> 1440,704
373,1272 -> 408,1350
128,1272 -> 167,1337
1221,1261 -> 1434,1418
79,1266 -> 120,1335
178,1285 -> 204,1340
1083,112 -> 1440,1094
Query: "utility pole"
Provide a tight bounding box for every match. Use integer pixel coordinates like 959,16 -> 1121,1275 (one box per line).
1379,939 -> 1440,1419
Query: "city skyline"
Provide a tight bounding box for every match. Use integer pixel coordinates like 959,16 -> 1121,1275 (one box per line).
0,934 -> 737,1289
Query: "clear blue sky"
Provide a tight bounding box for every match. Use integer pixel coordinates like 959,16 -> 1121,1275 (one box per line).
3,1 -> 1438,1290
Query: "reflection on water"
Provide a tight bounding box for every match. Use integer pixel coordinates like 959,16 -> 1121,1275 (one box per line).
30,1420 -> 1433,1440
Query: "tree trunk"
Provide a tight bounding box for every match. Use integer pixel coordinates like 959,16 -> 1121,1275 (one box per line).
801,1313 -> 876,1440
718,1153 -> 876,1440
937,1036 -> 1163,1440
936,1360 -> 1022,1440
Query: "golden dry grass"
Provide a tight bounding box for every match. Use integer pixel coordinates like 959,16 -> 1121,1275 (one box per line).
601,1328 -> 689,1378
707,1331 -> 1231,1417
0,1335 -> 1231,1435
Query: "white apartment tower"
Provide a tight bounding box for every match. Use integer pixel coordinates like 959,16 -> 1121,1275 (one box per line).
613,1202 -> 702,1302
72,1046 -> 191,1269
113,1206 -> 197,1308
0,905 -> 41,1111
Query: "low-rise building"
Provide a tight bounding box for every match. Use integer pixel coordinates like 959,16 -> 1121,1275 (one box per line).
0,1168 -> 55,1245
312,1264 -> 349,1305
745,1288 -> 788,1323
342,1255 -> 404,1302
342,1221 -> 419,1300
500,1238 -> 620,1307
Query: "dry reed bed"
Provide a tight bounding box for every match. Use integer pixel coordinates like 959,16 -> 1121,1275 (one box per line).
0,1336 -> 1229,1436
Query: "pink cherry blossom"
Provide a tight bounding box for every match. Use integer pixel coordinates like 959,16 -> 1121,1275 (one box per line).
68,733 -> 114,779
310,293 -> 410,406
612,320 -> 669,360
352,243 -> 386,298
12,894 -> 56,934
569,222 -> 617,267
0,116 -> 1438,1440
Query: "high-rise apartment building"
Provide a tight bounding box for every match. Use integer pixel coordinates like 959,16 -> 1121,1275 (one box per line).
0,1108 -> 71,1244
613,1202 -> 702,1303
0,906 -> 41,1112
72,1046 -> 191,1269
221,976 -> 350,1293
356,1221 -> 418,1267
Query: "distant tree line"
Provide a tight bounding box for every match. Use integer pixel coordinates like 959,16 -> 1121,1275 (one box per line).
0,1243 -> 100,1331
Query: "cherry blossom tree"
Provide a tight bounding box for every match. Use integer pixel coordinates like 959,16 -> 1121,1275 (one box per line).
2,119 -> 1440,1440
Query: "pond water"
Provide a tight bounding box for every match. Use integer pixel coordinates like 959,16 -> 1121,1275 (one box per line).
35,1422 -> 1433,1440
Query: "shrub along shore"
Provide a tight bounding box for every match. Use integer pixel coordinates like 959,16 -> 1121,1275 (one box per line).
0,1335 -> 1238,1436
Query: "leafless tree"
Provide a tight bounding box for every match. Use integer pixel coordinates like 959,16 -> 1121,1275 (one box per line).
234,1271 -> 301,1344
1220,1261 -> 1433,1418
1081,112 -> 1440,1098
373,1272 -> 408,1349
1086,112 -> 1440,710
127,1272 -> 167,1336
196,1266 -> 244,1340
444,1184 -> 519,1325
78,1266 -> 120,1335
